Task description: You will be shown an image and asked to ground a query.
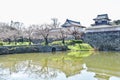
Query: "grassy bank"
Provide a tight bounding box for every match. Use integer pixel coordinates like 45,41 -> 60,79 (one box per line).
68,43 -> 93,51
0,41 -> 32,46
50,40 -> 94,51
0,40 -> 94,51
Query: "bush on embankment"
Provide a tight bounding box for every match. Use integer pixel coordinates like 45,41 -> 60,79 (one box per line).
0,40 -> 93,55
68,43 -> 93,51
50,40 -> 93,51
0,42 -> 32,46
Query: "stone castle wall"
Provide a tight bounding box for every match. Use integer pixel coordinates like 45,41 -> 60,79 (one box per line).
83,25 -> 120,51
0,45 -> 68,54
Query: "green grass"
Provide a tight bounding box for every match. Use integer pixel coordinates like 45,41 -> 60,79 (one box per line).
0,42 -> 32,46
68,43 -> 94,51
50,40 -> 82,45
50,40 -> 93,51
0,40 -> 93,51
50,41 -> 64,45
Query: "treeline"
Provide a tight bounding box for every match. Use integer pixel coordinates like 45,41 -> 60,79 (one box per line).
0,18 -> 83,46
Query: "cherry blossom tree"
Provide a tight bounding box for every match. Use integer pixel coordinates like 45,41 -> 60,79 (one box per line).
36,24 -> 51,45
24,25 -> 35,45
67,27 -> 83,40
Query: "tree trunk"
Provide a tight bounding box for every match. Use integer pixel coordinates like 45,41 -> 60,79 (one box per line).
75,36 -> 77,40
21,37 -> 24,43
15,38 -> 17,45
29,37 -> 31,45
8,38 -> 11,44
45,38 -> 48,45
14,36 -> 17,45
62,38 -> 65,44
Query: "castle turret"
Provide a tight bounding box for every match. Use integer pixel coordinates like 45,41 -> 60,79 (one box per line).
92,14 -> 111,26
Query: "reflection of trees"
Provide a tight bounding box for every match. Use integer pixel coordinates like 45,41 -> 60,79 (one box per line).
0,51 -> 94,79
0,61 -> 18,75
50,56 -> 83,77
68,51 -> 93,58
94,73 -> 110,80
83,52 -> 120,80
0,59 -> 58,79
0,57 -> 83,79
18,59 -> 58,79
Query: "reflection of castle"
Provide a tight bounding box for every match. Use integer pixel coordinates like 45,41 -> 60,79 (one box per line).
81,64 -> 110,80
83,52 -> 120,80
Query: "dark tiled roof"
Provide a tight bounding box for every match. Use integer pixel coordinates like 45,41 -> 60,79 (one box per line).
66,19 -> 80,24
98,14 -> 108,17
62,19 -> 81,27
93,14 -> 111,20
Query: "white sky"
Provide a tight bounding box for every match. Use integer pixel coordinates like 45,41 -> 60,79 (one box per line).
0,0 -> 120,26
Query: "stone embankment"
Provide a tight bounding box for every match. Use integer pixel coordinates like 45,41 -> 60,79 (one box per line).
83,25 -> 120,51
0,45 -> 68,54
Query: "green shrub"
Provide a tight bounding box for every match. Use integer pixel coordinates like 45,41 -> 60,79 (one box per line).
68,43 -> 93,51
0,42 -> 3,46
64,40 -> 74,45
71,40 -> 83,44
50,41 -> 63,45
50,40 -> 83,46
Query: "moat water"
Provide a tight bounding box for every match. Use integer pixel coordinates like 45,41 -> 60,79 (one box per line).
0,51 -> 120,80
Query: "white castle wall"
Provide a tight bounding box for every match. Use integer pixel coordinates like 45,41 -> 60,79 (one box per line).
85,25 -> 120,33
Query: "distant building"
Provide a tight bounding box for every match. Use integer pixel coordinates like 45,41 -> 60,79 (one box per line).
62,19 -> 85,27
61,19 -> 86,39
62,19 -> 85,31
91,14 -> 111,26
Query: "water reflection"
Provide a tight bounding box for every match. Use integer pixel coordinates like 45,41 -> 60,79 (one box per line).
0,60 -> 58,80
0,51 -> 120,80
83,51 -> 120,80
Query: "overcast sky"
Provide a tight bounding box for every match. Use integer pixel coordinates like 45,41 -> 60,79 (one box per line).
0,0 -> 120,26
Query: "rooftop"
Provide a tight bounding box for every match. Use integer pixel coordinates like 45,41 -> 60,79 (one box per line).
62,19 -> 85,28
93,14 -> 111,20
